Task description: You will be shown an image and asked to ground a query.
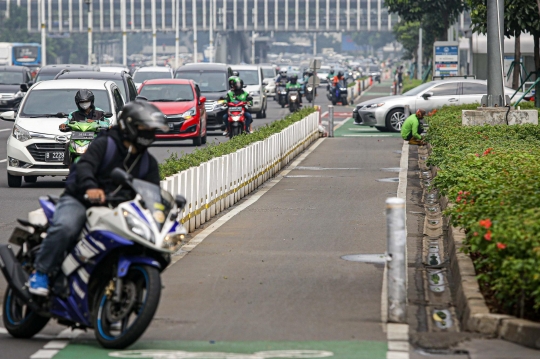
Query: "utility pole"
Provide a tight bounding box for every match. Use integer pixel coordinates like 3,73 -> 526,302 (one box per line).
152,0 -> 156,66
251,31 -> 256,64
209,0 -> 215,63
175,0 -> 179,68
418,28 -> 423,80
86,0 -> 92,65
193,0 -> 198,63
121,0 -> 127,66
40,0 -> 46,66
484,0 -> 506,107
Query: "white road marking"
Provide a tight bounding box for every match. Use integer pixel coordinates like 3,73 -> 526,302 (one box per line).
171,138 -> 326,266
29,328 -> 84,359
342,134 -> 394,137
0,159 -> 6,163
0,129 -> 11,132
0,327 -> 7,334
30,350 -> 59,359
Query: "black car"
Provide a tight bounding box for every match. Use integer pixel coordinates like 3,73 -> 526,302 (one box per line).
174,63 -> 233,131
55,70 -> 138,102
35,64 -> 100,82
0,66 -> 33,112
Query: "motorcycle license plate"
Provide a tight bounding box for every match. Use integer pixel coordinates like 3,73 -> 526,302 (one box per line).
229,107 -> 242,111
45,152 -> 64,162
70,131 -> 95,140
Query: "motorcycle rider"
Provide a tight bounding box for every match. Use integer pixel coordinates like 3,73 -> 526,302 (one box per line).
333,71 -> 346,87
222,76 -> 253,135
59,89 -> 110,131
29,100 -> 166,296
286,74 -> 303,105
326,67 -> 335,91
276,70 -> 288,85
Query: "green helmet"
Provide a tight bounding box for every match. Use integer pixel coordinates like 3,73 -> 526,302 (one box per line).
228,76 -> 242,90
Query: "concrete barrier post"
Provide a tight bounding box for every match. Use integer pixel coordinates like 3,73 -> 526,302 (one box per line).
386,197 -> 407,323
328,105 -> 334,137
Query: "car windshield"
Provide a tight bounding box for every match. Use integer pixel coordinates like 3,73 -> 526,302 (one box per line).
175,71 -> 228,92
0,71 -> 23,85
235,70 -> 259,86
139,84 -> 194,101
134,71 -> 172,83
35,73 -> 58,82
402,82 -> 435,96
369,66 -> 380,72
262,68 -> 275,79
20,89 -> 111,116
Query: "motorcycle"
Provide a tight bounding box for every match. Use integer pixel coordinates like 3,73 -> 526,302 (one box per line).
288,90 -> 301,113
305,84 -> 314,103
227,100 -> 250,138
61,118 -> 110,165
328,80 -> 348,106
277,81 -> 288,108
0,168 -> 187,349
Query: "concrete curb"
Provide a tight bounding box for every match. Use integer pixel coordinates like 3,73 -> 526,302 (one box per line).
427,150 -> 540,350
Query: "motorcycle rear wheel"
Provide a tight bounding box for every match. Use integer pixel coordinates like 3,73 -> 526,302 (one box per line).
93,265 -> 161,349
2,287 -> 50,338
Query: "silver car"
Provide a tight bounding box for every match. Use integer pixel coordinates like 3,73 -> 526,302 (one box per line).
231,65 -> 268,118
352,79 -> 524,132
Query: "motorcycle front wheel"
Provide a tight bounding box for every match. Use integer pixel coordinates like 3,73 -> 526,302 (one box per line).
230,126 -> 242,138
2,287 -> 50,338
93,265 -> 161,349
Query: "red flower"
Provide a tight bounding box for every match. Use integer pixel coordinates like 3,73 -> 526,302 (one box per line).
484,230 -> 492,241
473,232 -> 479,236
475,153 -> 480,157
479,219 -> 492,229
497,242 -> 506,250
458,190 -> 463,195
456,196 -> 462,202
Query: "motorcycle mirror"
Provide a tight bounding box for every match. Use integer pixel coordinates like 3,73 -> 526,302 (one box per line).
111,168 -> 133,186
20,83 -> 29,92
56,112 -> 67,118
175,195 -> 187,210
104,112 -> 114,118
136,96 -> 148,101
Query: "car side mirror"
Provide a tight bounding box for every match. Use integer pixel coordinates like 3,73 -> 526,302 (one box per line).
422,92 -> 433,99
136,96 -> 148,101
111,168 -> 132,186
199,96 -> 206,104
20,83 -> 29,92
175,195 -> 187,210
0,110 -> 16,121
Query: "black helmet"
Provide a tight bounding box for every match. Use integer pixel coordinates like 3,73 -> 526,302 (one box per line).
232,70 -> 239,77
75,89 -> 95,112
118,100 -> 168,151
338,71 -> 344,77
290,74 -> 298,83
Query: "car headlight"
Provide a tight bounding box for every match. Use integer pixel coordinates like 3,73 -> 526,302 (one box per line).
14,91 -> 24,99
182,106 -> 197,120
123,210 -> 155,243
12,125 -> 31,142
362,103 -> 385,109
73,142 -> 89,154
251,91 -> 260,96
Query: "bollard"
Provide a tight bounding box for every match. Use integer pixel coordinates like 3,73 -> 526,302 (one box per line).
328,105 -> 334,137
386,197 -> 407,323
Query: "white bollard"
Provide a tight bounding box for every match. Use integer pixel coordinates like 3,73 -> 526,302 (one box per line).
386,197 -> 407,324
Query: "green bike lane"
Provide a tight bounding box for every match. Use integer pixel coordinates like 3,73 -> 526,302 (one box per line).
47,135 -> 404,359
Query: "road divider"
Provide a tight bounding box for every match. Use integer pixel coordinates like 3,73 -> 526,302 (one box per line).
160,109 -> 320,233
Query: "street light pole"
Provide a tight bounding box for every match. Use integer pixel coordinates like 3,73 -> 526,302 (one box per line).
40,0 -> 46,66
121,0 -> 127,66
151,0 -> 156,66
209,0 -> 214,63
175,0 -> 180,68
192,0 -> 198,63
86,0 -> 92,65
485,0 -> 506,107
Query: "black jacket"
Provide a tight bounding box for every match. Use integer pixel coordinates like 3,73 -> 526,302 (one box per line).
64,127 -> 161,204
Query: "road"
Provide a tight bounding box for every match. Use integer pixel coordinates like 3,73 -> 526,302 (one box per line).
0,87 -> 363,358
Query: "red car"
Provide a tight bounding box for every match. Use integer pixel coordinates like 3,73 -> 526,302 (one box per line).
138,79 -> 207,146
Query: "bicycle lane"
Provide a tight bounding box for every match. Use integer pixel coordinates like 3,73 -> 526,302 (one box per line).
53,135 -> 403,359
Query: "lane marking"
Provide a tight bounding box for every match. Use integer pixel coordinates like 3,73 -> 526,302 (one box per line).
171,138 -> 326,265
0,159 -> 6,163
29,328 -> 84,359
0,327 -> 7,334
342,134 -> 394,137
0,129 -> 11,133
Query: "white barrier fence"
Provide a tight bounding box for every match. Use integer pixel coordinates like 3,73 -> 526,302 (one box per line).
161,111 -> 321,233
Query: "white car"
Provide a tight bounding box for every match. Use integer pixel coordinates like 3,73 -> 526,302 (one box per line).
231,65 -> 268,118
2,79 -> 125,187
263,77 -> 276,97
132,66 -> 174,88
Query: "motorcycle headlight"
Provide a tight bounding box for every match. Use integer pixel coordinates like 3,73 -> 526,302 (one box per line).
123,211 -> 155,244
290,96 -> 297,100
231,115 -> 241,122
182,106 -> 197,120
162,231 -> 186,252
73,142 -> 89,154
12,125 -> 31,142
307,86 -> 313,91
340,87 -> 347,91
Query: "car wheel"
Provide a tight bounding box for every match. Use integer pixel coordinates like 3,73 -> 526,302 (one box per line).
385,109 -> 406,132
24,176 -> 38,183
7,173 -> 22,188
201,131 -> 207,145
256,109 -> 263,119
192,123 -> 203,146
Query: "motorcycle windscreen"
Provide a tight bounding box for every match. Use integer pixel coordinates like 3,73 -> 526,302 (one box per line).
131,179 -> 174,231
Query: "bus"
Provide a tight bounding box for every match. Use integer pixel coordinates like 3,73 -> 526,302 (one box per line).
0,42 -> 42,67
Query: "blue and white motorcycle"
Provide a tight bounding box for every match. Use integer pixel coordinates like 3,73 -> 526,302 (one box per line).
0,168 -> 187,349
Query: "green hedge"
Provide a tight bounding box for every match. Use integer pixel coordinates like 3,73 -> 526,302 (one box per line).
159,107 -> 317,179
426,102 -> 540,320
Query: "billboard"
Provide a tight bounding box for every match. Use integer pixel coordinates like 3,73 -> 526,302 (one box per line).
433,42 -> 459,77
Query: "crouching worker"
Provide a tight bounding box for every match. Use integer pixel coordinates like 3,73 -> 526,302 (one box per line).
401,109 -> 426,145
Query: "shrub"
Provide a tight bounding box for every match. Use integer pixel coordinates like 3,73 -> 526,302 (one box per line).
426,102 -> 540,320
159,107 -> 317,179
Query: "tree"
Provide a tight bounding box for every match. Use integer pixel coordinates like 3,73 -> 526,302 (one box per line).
385,0 -> 468,41
393,21 -> 420,61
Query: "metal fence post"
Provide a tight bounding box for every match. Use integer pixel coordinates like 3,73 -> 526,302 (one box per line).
328,105 -> 334,137
386,197 -> 407,323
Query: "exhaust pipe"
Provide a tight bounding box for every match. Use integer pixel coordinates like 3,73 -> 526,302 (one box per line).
0,244 -> 33,304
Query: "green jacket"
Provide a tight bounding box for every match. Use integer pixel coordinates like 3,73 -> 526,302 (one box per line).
286,82 -> 302,90
401,114 -> 422,140
65,107 -> 110,128
226,90 -> 252,105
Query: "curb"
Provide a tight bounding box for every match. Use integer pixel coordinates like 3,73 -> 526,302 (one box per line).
427,150 -> 540,349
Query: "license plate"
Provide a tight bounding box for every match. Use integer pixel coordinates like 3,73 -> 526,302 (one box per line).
70,131 -> 95,140
229,107 -> 242,111
168,123 -> 174,129
45,152 -> 64,162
